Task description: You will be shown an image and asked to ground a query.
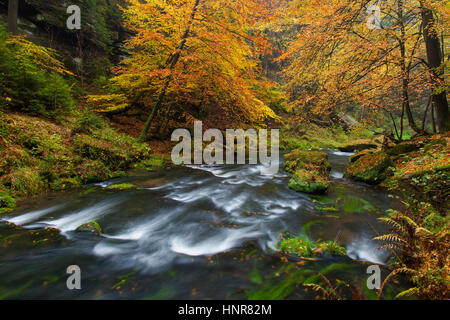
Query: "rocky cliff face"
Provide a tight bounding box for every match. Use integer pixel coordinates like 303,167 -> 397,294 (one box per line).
0,0 -> 129,79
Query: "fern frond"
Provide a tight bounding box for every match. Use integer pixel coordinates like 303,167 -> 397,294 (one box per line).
374,234 -> 407,244
376,243 -> 401,251
396,214 -> 419,229
303,283 -> 328,298
395,287 -> 419,299
378,217 -> 407,235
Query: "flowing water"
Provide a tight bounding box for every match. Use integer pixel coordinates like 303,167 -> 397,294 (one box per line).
0,150 -> 407,299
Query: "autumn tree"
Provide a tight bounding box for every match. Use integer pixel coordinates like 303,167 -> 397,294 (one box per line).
419,0 -> 449,132
89,0 -> 278,140
279,0 -> 448,136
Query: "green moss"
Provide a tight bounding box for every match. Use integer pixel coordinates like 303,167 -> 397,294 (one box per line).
135,156 -> 166,171
386,142 -> 419,156
284,150 -> 331,173
315,241 -> 347,256
344,151 -> 392,184
0,167 -> 44,197
77,159 -> 112,183
0,189 -> 16,214
279,237 -> 315,256
107,183 -> 138,191
0,147 -> 33,176
338,140 -> 378,152
49,177 -> 81,191
0,111 -> 153,202
279,237 -> 346,257
285,150 -> 331,194
288,169 -> 330,194
75,220 -> 102,235
349,149 -> 374,163
0,221 -> 64,248
73,134 -> 129,169
316,206 -> 338,213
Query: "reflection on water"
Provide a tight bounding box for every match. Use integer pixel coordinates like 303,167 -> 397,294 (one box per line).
0,150 -> 406,299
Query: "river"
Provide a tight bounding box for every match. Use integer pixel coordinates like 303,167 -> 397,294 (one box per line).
0,150 -> 408,299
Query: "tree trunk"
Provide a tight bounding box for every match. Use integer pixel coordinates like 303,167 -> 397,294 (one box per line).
7,0 -> 19,35
399,0 -> 419,133
420,5 -> 449,133
139,0 -> 201,141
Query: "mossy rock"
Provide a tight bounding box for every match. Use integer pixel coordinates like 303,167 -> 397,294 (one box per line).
106,183 -> 138,191
314,241 -> 347,256
0,221 -> 65,249
349,149 -> 374,163
386,142 -> 419,156
0,190 -> 16,214
288,169 -> 330,194
338,140 -> 378,152
75,220 -> 102,235
423,139 -> 447,153
279,237 -> 346,257
284,150 -> 331,173
344,151 -> 392,184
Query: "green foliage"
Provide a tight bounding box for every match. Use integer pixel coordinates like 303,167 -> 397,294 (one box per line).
0,167 -> 44,197
278,223 -> 346,257
73,110 -> 107,134
280,124 -> 373,151
0,25 -> 74,117
0,112 -> 155,211
0,189 -> 16,214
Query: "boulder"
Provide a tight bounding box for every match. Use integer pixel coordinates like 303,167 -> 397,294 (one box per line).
288,169 -> 330,194
284,150 -> 331,194
284,150 -> 331,173
344,151 -> 392,184
75,220 -> 102,235
386,142 -> 420,156
349,149 -> 375,163
0,221 -> 65,249
338,140 -> 378,152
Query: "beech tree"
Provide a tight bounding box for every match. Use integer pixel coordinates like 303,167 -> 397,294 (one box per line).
279,0 -> 448,136
7,0 -> 19,35
89,0 -> 278,140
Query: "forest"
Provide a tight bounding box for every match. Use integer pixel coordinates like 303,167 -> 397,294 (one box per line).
0,0 -> 448,301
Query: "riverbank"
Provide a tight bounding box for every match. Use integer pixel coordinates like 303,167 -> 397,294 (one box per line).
0,111 -> 168,215
346,133 -> 449,299
283,128 -> 449,299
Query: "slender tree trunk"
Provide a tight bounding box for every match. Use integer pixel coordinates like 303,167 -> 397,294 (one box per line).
431,102 -> 437,133
420,4 -> 449,132
400,102 -> 405,140
389,111 -> 400,141
7,0 -> 19,35
422,95 -> 432,131
399,0 -> 419,133
139,0 -> 201,141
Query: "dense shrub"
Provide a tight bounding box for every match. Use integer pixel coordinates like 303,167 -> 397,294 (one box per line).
0,24 -> 74,117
